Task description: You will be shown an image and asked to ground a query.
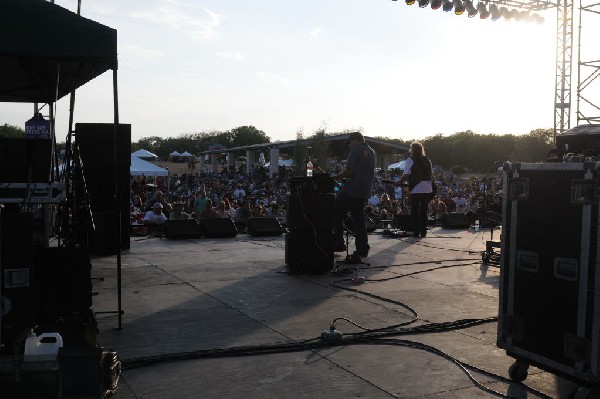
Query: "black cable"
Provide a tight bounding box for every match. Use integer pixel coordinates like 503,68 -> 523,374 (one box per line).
118,318 -> 552,399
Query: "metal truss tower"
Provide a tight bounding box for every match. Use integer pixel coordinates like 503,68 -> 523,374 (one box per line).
554,0 -> 574,138
576,0 -> 600,125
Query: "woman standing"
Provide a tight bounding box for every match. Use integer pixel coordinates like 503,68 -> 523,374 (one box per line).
400,142 -> 433,238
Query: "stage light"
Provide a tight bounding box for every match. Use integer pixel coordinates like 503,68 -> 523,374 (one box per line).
442,0 -> 454,11
454,0 -> 465,15
500,7 -> 510,19
418,0 -> 430,7
465,0 -> 478,17
477,3 -> 490,19
406,0 -> 416,5
490,4 -> 501,20
431,0 -> 443,9
516,10 -> 528,20
508,9 -> 519,20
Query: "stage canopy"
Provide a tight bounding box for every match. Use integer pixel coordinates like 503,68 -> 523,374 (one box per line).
0,0 -> 118,103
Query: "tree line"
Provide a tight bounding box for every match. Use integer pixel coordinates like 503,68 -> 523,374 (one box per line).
1,123 -> 554,173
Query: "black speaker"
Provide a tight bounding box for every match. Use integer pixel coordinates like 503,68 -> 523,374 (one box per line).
442,212 -> 471,228
165,219 -> 202,239
200,218 -> 238,238
0,138 -> 52,183
92,211 -> 129,255
285,231 -> 333,274
1,212 -> 35,350
289,175 -> 335,194
287,193 -> 335,232
247,217 -> 284,236
393,214 -> 413,231
33,247 -> 92,317
75,123 -> 131,213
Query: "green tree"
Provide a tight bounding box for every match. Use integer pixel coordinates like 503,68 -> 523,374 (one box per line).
230,126 -> 270,147
0,123 -> 25,138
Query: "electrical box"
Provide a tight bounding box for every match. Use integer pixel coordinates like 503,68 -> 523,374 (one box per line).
498,161 -> 600,387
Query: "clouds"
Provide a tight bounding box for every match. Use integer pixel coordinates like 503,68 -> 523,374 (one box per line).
309,26 -> 324,41
256,72 -> 289,86
130,4 -> 221,42
216,51 -> 245,62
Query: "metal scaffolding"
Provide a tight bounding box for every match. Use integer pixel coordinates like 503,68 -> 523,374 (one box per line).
576,0 -> 600,125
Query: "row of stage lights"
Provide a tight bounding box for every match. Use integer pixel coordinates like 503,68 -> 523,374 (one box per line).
392,0 -> 545,23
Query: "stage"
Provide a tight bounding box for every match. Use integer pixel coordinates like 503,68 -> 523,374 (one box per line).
91,226 -> 576,398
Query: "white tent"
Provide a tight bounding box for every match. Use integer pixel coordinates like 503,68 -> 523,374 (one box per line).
131,154 -> 168,176
264,159 -> 294,167
388,160 -> 406,170
169,150 -> 181,157
132,148 -> 158,159
180,151 -> 194,157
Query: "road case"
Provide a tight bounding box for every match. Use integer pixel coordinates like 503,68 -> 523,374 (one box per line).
498,162 -> 600,398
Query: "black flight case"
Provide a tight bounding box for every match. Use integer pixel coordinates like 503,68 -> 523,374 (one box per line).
498,161 -> 600,398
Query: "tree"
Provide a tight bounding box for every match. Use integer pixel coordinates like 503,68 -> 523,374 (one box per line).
0,123 -> 25,138
230,126 -> 270,147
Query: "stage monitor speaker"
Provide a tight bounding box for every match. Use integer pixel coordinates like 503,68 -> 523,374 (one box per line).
287,193 -> 335,232
247,217 -> 284,236
92,211 -> 130,255
442,212 -> 471,228
165,219 -> 203,239
33,247 -> 92,316
393,214 -> 413,231
285,231 -> 333,274
75,123 -> 131,213
289,176 -> 335,194
1,212 -> 35,350
201,218 -> 238,238
0,138 -> 52,183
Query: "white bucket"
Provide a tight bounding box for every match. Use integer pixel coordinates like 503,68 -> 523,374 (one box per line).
24,332 -> 63,362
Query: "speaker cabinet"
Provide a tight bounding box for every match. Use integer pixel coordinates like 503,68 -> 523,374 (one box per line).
75,123 -> 131,251
200,218 -> 238,238
75,123 -> 131,212
285,231 -> 333,274
442,212 -> 471,228
0,138 -> 52,183
247,217 -> 284,236
33,247 -> 92,317
165,219 -> 202,239
1,212 -> 35,350
92,211 -> 129,255
286,193 -> 335,232
393,214 -> 413,231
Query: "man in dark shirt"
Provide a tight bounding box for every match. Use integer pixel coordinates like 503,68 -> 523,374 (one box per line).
333,132 -> 376,258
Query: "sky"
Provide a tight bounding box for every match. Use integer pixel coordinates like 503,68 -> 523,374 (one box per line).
2,0 -> 561,143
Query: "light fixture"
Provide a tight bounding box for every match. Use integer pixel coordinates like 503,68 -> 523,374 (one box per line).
431,0 -> 443,9
454,0 -> 465,15
499,7 -> 510,19
490,4 -> 501,20
406,0 -> 416,5
465,0 -> 478,17
442,0 -> 454,11
508,9 -> 519,20
418,0 -> 430,7
477,3 -> 490,19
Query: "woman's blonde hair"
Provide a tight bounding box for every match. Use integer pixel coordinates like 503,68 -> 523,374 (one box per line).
410,142 -> 425,157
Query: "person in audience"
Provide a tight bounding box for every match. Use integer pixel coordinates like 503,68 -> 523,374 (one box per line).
169,201 -> 192,220
144,202 -> 168,225
199,199 -> 219,219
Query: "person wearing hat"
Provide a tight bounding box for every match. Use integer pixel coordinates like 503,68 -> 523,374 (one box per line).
332,132 -> 376,258
144,202 -> 168,225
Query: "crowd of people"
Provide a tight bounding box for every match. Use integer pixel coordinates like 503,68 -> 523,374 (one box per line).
130,150 -> 503,236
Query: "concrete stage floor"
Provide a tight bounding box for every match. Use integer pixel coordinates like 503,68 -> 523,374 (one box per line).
92,227 -> 579,399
